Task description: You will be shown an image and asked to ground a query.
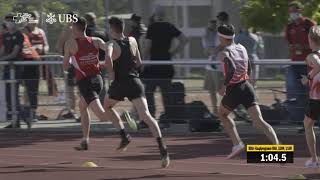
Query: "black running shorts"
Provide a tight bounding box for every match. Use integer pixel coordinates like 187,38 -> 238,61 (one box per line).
77,75 -> 103,105
221,80 -> 258,111
108,78 -> 145,101
305,99 -> 320,120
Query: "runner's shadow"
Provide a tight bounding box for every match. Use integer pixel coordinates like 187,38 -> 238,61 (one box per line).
0,167 -> 109,174
0,130 -> 119,149
109,134 -> 314,161
100,175 -> 166,180
99,173 -> 221,180
108,139 -> 232,161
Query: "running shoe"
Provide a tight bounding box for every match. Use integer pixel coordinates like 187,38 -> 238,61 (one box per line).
74,141 -> 89,151
160,148 -> 170,168
226,142 -> 245,159
123,111 -> 138,131
117,134 -> 131,152
305,159 -> 319,168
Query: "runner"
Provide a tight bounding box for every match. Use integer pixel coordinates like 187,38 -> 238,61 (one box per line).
217,24 -> 280,159
63,17 -> 135,151
104,17 -> 170,168
301,25 -> 320,168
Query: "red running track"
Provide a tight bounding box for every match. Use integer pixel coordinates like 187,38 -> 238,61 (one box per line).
0,130 -> 319,180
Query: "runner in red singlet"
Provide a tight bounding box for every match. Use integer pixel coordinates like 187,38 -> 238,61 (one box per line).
63,17 -> 136,151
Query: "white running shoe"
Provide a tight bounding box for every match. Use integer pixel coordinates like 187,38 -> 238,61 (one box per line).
227,142 -> 245,159
305,159 -> 319,168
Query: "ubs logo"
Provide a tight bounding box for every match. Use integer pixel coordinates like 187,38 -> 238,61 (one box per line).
12,12 -> 78,25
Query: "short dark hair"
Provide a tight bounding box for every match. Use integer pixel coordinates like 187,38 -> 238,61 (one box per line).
73,17 -> 87,32
131,14 -> 141,22
218,24 -> 235,39
84,12 -> 96,23
109,17 -> 124,33
217,11 -> 229,22
4,12 -> 15,22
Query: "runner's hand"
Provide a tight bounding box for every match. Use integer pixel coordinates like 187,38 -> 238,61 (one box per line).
108,71 -> 115,81
100,63 -> 106,69
300,75 -> 309,85
219,86 -> 226,96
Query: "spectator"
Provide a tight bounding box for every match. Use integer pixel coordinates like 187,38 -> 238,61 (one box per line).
202,20 -> 219,56
253,29 -> 265,59
0,13 -> 29,128
56,12 -> 78,120
235,27 -> 264,86
202,19 -> 224,113
142,6 -> 188,128
285,1 -> 316,125
23,11 -> 51,121
26,12 -> 49,55
217,11 -> 230,26
0,24 -> 4,48
20,32 -> 41,123
0,22 -> 7,79
26,11 -> 57,99
138,14 -> 155,59
84,12 -> 109,55
147,14 -> 156,27
212,11 -> 230,56
128,14 -> 147,50
84,12 -> 109,106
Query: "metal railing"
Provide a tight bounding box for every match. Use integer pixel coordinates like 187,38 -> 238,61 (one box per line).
0,56 -> 307,128
0,59 -> 305,66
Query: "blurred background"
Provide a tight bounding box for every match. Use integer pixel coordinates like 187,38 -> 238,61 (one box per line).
0,0 -> 319,131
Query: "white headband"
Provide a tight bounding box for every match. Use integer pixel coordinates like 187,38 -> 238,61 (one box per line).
218,32 -> 235,39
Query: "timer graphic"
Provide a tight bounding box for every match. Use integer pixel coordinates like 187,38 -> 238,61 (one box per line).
246,145 -> 294,163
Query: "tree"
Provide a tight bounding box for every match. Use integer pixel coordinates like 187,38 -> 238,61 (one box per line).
237,0 -> 320,33
0,0 -> 18,19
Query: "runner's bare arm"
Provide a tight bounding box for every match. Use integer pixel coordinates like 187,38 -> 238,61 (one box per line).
135,46 -> 142,67
105,41 -> 115,80
129,37 -> 142,67
56,26 -> 72,53
92,37 -> 106,50
92,37 -> 108,65
217,51 -> 236,95
221,51 -> 236,86
63,40 -> 71,72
